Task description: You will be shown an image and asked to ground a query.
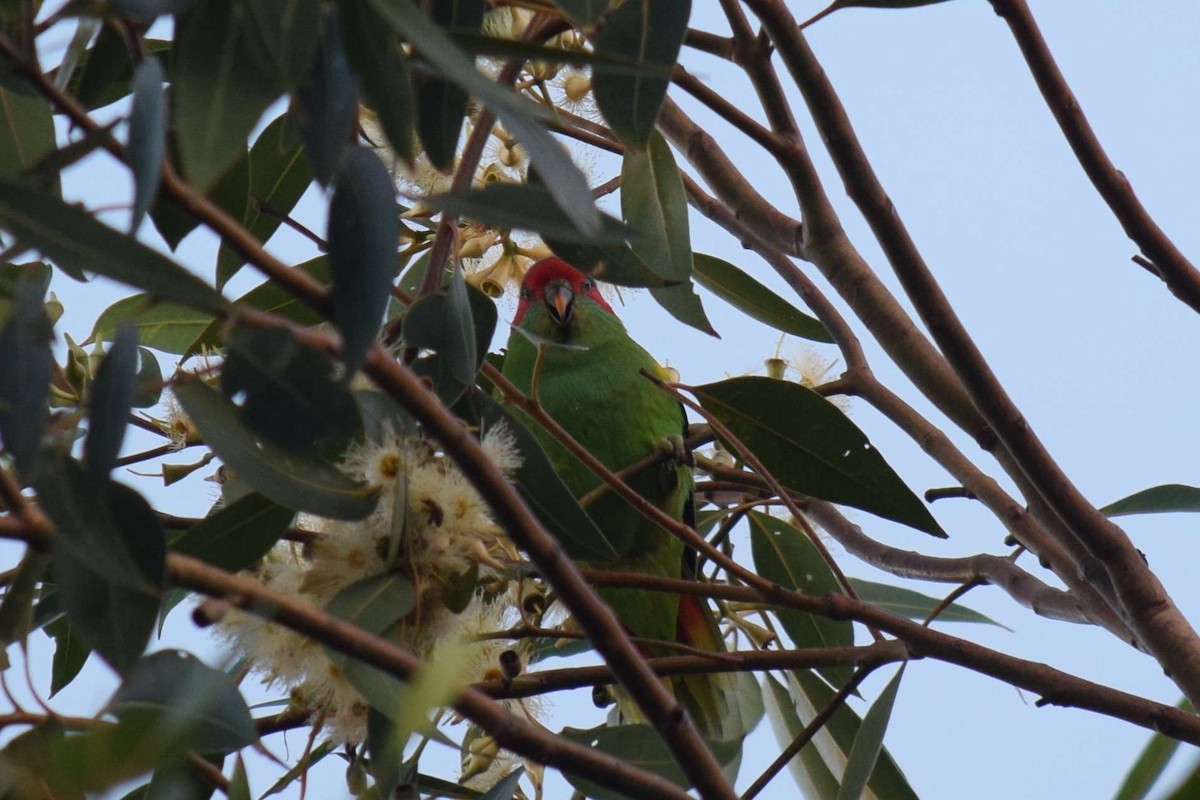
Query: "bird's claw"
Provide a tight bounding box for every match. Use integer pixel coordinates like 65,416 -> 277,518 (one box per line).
656,433 -> 692,468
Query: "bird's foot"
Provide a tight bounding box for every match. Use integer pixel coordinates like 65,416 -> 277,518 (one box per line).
656,433 -> 693,468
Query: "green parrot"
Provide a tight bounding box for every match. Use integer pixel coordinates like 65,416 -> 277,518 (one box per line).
501,257 -> 750,743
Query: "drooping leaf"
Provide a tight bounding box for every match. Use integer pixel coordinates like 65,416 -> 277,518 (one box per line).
246,0 -> 322,87
109,649 -> 258,755
220,324 -> 363,458
173,378 -> 378,519
0,271 -> 52,476
150,139 -> 251,251
649,282 -> 717,337
133,347 -> 163,409
622,131 -> 691,282
692,253 -> 833,342
1113,698 -> 1192,800
455,388 -> 619,561
445,267 -> 477,384
762,672 -> 841,800
215,113 -> 313,288
749,511 -> 853,687
297,9 -> 359,185
0,551 -> 47,651
1101,484 -> 1200,517
592,0 -> 690,148
421,182 -> 632,245
836,665 -> 906,800
341,0 -> 415,163
46,615 -> 91,696
170,492 -> 296,572
85,324 -> 138,478
0,85 -> 58,194
366,708 -> 408,800
127,56 -> 166,234
558,724 -> 740,799
403,285 -> 494,404
39,464 -> 164,673
363,0 -> 599,234
847,578 -> 1005,628
90,294 -> 215,355
694,377 -> 944,537
328,145 -> 399,376
0,181 -> 228,313
545,235 -> 669,289
172,0 -> 281,189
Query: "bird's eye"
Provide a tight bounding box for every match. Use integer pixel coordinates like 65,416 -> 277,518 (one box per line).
582,278 -> 595,292
520,287 -> 534,300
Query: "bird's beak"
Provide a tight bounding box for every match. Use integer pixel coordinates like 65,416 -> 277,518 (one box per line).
544,279 -> 574,326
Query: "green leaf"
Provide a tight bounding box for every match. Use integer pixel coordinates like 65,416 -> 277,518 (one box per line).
228,757 -> 251,800
127,56 -> 166,234
261,741 -> 333,796
558,724 -> 740,799
366,708 -> 408,800
550,0 -> 608,27
90,294 -> 215,355
341,0 -> 415,163
1114,698 -> 1192,800
172,0 -> 281,188
412,0 -> 483,172
404,285 -> 493,404
455,388 -> 618,561
325,571 -> 416,635
47,615 -> 91,697
836,665 -> 906,800
363,0 -> 600,234
592,0 -> 690,148
762,673 -> 841,800
0,181 -> 228,313
692,253 -> 833,341
847,578 -> 1005,627
221,325 -> 363,458
545,236 -> 670,289
247,0 -> 322,87
0,86 -> 58,194
480,766 -> 525,799
216,113 -> 314,288
39,467 -> 165,674
171,492 -> 296,572
622,131 -> 691,282
85,324 -> 138,477
649,282 -> 717,337
694,377 -> 944,537
150,140 -> 251,251
109,649 -> 258,755
422,182 -> 633,245
297,10 -> 359,185
328,145 -> 398,375
1164,759 -> 1200,800
173,378 -> 378,519
749,511 -> 853,687
133,347 -> 163,409
0,271 -> 52,476
445,267 -> 477,385
0,551 -> 47,650
1100,484 -> 1200,517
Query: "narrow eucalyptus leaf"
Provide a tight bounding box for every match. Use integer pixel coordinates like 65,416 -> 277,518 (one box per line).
127,56 -> 166,234
90,294 -> 214,356
836,665 -> 907,800
621,132 -> 691,282
691,253 -> 832,342
341,0 -> 415,163
247,0 -> 322,87
0,86 -> 58,195
421,182 -> 631,244
85,324 -> 138,477
0,273 -> 52,476
297,10 -> 359,185
1101,484 -> 1200,517
171,492 -> 296,572
649,283 -> 717,337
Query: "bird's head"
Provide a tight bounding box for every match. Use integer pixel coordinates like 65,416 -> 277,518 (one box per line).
513,257 -> 613,328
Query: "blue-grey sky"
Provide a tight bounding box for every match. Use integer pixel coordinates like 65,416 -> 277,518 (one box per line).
25,2 -> 1200,799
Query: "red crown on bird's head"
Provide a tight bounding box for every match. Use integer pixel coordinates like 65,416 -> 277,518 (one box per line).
513,257 -> 614,324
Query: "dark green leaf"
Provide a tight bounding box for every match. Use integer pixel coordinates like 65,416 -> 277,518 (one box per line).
692,253 -> 832,341
172,0 -> 281,188
325,571 -> 415,635
329,145 -> 399,375
847,578 -> 1005,628
110,649 -> 258,754
363,0 -> 600,234
558,725 -> 739,799
445,267 -> 477,384
749,511 -> 853,687
171,492 -> 296,572
65,30 -> 171,110
0,181 -> 228,313
150,139 -> 251,251
127,56 -> 166,234
342,0 -> 414,163
173,378 -> 378,519
85,324 -> 138,477
649,283 -> 717,337
480,766 -> 525,800
0,86 -> 58,194
622,132 -> 691,281
1101,484 -> 1200,517
110,0 -> 191,23
421,182 -> 632,244
0,260 -> 50,326
356,388 -> 415,444
837,665 -> 906,800
262,741 -> 333,796
0,551 -> 46,649
228,757 -> 251,800
1164,759 -> 1200,800
403,288 -> 484,404
411,0 -> 483,171
297,10 -> 359,185
0,271 -> 52,476
545,236 -> 669,289
762,673 -> 842,799
90,294 -> 215,355
592,0 -> 690,148
247,0 -> 322,87
133,347 -> 163,409
47,615 -> 91,696
456,389 -> 617,560
1114,698 -> 1192,800
40,466 -> 164,673
694,377 -> 944,537
221,325 -> 363,458
549,0 -> 607,28
367,708 -> 407,800
216,113 -> 313,288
